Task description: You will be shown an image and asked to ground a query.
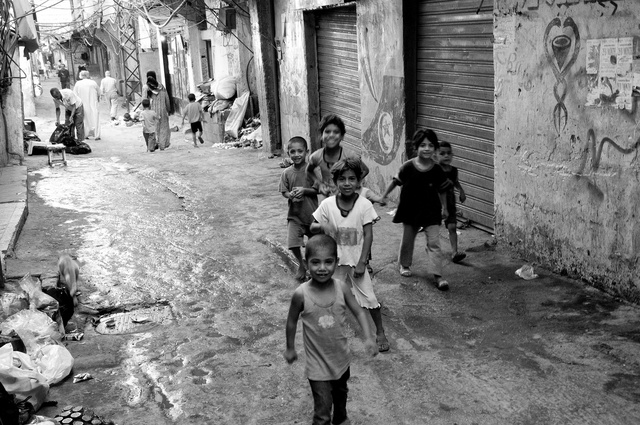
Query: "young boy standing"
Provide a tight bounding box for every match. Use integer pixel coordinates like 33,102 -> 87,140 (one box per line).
140,99 -> 158,152
438,141 -> 467,263
181,93 -> 205,147
284,234 -> 377,425
279,137 -> 319,281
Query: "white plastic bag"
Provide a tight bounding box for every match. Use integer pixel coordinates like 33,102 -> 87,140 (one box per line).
213,75 -> 237,100
0,309 -> 63,355
0,344 -> 49,411
515,264 -> 539,280
34,345 -> 74,385
224,91 -> 250,139
18,274 -> 59,317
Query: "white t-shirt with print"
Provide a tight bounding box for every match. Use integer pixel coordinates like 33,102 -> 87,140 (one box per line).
312,195 -> 378,267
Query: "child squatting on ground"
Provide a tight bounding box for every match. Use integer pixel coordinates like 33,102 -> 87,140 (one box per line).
438,141 -> 468,263
311,158 -> 390,352
181,93 -> 206,147
381,128 -> 452,291
307,114 -> 369,198
284,234 -> 377,425
279,136 -> 319,281
140,99 -> 159,152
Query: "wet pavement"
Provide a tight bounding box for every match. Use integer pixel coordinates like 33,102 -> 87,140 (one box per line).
4,79 -> 640,424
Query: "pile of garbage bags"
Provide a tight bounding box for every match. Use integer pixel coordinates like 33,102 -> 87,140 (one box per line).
0,274 -> 76,422
49,125 -> 92,155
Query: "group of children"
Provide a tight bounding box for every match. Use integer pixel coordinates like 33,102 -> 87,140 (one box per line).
140,93 -> 206,152
280,114 -> 467,424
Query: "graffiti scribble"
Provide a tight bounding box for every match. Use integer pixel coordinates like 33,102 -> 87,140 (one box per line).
544,17 -> 580,134
573,129 -> 640,176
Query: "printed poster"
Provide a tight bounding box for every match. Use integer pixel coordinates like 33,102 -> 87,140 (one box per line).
599,38 -> 617,78
617,37 -> 633,77
586,39 -> 601,75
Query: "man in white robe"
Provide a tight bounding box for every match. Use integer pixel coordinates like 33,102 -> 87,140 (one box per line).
100,71 -> 119,120
74,71 -> 102,140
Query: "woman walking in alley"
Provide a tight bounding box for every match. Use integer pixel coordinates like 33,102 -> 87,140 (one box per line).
143,71 -> 171,150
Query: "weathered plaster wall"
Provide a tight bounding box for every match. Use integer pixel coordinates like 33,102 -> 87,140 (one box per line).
0,51 -> 25,165
494,0 -> 640,301
207,0 -> 254,95
274,0 -> 406,196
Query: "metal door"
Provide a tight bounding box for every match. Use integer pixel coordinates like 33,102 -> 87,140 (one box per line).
416,0 -> 495,230
315,6 -> 361,151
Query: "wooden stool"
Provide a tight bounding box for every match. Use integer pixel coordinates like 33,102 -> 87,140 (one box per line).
46,144 -> 67,166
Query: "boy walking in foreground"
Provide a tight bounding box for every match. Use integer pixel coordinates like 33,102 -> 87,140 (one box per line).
181,93 -> 205,147
279,137 -> 319,281
141,99 -> 158,152
284,234 -> 377,425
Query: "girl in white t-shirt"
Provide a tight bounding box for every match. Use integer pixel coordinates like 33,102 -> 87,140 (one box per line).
311,158 -> 389,352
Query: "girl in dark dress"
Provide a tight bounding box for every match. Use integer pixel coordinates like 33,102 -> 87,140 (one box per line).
381,129 -> 452,290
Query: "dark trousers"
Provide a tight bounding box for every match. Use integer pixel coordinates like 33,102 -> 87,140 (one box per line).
65,105 -> 85,141
60,80 -> 69,89
308,368 -> 350,425
143,132 -> 157,152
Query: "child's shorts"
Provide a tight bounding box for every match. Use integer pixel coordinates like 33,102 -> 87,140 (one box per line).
190,121 -> 203,134
287,221 -> 313,249
334,265 -> 380,309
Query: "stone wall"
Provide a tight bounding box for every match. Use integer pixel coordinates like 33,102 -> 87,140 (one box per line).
494,0 -> 640,301
273,0 -> 406,196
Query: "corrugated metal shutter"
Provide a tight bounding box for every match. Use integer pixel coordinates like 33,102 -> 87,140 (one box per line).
316,7 -> 361,152
417,0 -> 495,231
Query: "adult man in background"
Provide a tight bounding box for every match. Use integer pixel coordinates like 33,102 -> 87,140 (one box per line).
100,71 -> 120,121
57,63 -> 70,89
50,87 -> 84,141
74,71 -> 101,140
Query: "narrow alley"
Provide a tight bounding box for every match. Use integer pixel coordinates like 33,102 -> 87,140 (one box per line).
3,77 -> 640,424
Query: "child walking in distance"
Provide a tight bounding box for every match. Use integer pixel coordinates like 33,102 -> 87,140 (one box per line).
438,141 -> 467,263
279,137 -> 319,281
381,129 -> 452,291
307,114 -> 369,198
181,93 -> 205,147
311,158 -> 390,352
284,234 -> 377,425
140,99 -> 159,152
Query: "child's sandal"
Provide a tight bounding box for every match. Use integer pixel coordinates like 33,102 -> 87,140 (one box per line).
452,252 -> 466,263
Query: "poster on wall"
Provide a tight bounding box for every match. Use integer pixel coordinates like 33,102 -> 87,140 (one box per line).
586,37 -> 636,111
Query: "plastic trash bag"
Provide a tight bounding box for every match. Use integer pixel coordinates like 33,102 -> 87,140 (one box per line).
225,91 -> 250,139
515,264 -> 539,280
212,75 -> 237,100
49,124 -> 75,146
33,345 -> 74,385
1,292 -> 29,322
0,310 -> 63,355
0,344 -> 49,411
18,274 -> 58,318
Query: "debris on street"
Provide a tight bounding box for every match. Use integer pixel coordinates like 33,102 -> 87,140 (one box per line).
72,373 -> 93,384
515,264 -> 539,280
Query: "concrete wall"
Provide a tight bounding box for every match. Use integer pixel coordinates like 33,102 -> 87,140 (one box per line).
494,0 -> 640,301
205,0 -> 254,95
0,50 -> 25,166
273,0 -> 406,196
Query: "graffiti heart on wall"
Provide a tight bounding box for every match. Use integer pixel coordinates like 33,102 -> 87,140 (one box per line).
571,128 -> 640,199
544,17 -> 581,134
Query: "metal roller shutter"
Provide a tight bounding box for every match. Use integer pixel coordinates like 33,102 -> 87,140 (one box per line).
417,0 -> 495,231
316,6 -> 362,152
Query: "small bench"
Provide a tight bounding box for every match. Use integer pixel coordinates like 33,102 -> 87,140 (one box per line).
27,139 -> 50,155
45,144 -> 67,166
